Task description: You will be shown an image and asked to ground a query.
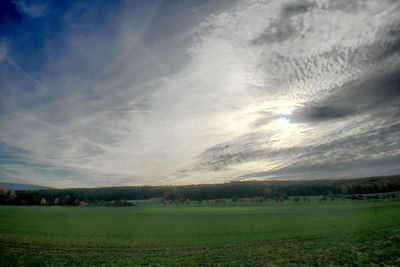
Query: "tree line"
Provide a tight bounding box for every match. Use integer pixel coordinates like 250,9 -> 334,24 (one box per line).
1,175 -> 399,206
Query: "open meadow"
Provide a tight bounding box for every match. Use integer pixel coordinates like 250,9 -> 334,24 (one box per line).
1,199 -> 400,266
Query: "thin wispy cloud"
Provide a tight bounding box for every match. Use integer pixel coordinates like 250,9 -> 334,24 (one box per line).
12,0 -> 48,18
0,0 -> 399,187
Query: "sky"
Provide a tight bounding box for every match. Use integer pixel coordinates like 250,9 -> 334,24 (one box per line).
0,0 -> 399,188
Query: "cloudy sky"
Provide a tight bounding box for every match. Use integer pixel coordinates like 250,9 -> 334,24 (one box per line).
0,0 -> 399,188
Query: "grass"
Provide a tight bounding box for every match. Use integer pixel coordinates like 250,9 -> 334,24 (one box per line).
1,200 -> 400,266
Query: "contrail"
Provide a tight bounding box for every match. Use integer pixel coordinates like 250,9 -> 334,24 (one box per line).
6,56 -> 46,93
14,112 -> 109,153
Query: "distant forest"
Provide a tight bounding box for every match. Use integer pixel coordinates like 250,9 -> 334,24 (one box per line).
1,175 -> 400,206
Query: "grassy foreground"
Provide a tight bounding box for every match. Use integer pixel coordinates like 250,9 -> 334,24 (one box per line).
1,201 -> 400,266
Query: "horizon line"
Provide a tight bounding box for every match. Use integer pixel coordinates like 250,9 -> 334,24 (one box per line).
1,174 -> 399,190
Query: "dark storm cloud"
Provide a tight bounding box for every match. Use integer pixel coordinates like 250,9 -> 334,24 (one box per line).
290,67 -> 400,123
377,26 -> 400,61
252,21 -> 295,44
242,155 -> 400,179
281,1 -> 315,17
252,1 -> 315,44
240,123 -> 400,179
190,112 -> 400,176
290,106 -> 353,122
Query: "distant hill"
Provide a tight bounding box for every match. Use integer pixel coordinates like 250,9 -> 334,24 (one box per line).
0,182 -> 52,191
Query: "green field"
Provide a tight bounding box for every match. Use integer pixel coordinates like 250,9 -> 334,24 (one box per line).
1,200 -> 400,266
